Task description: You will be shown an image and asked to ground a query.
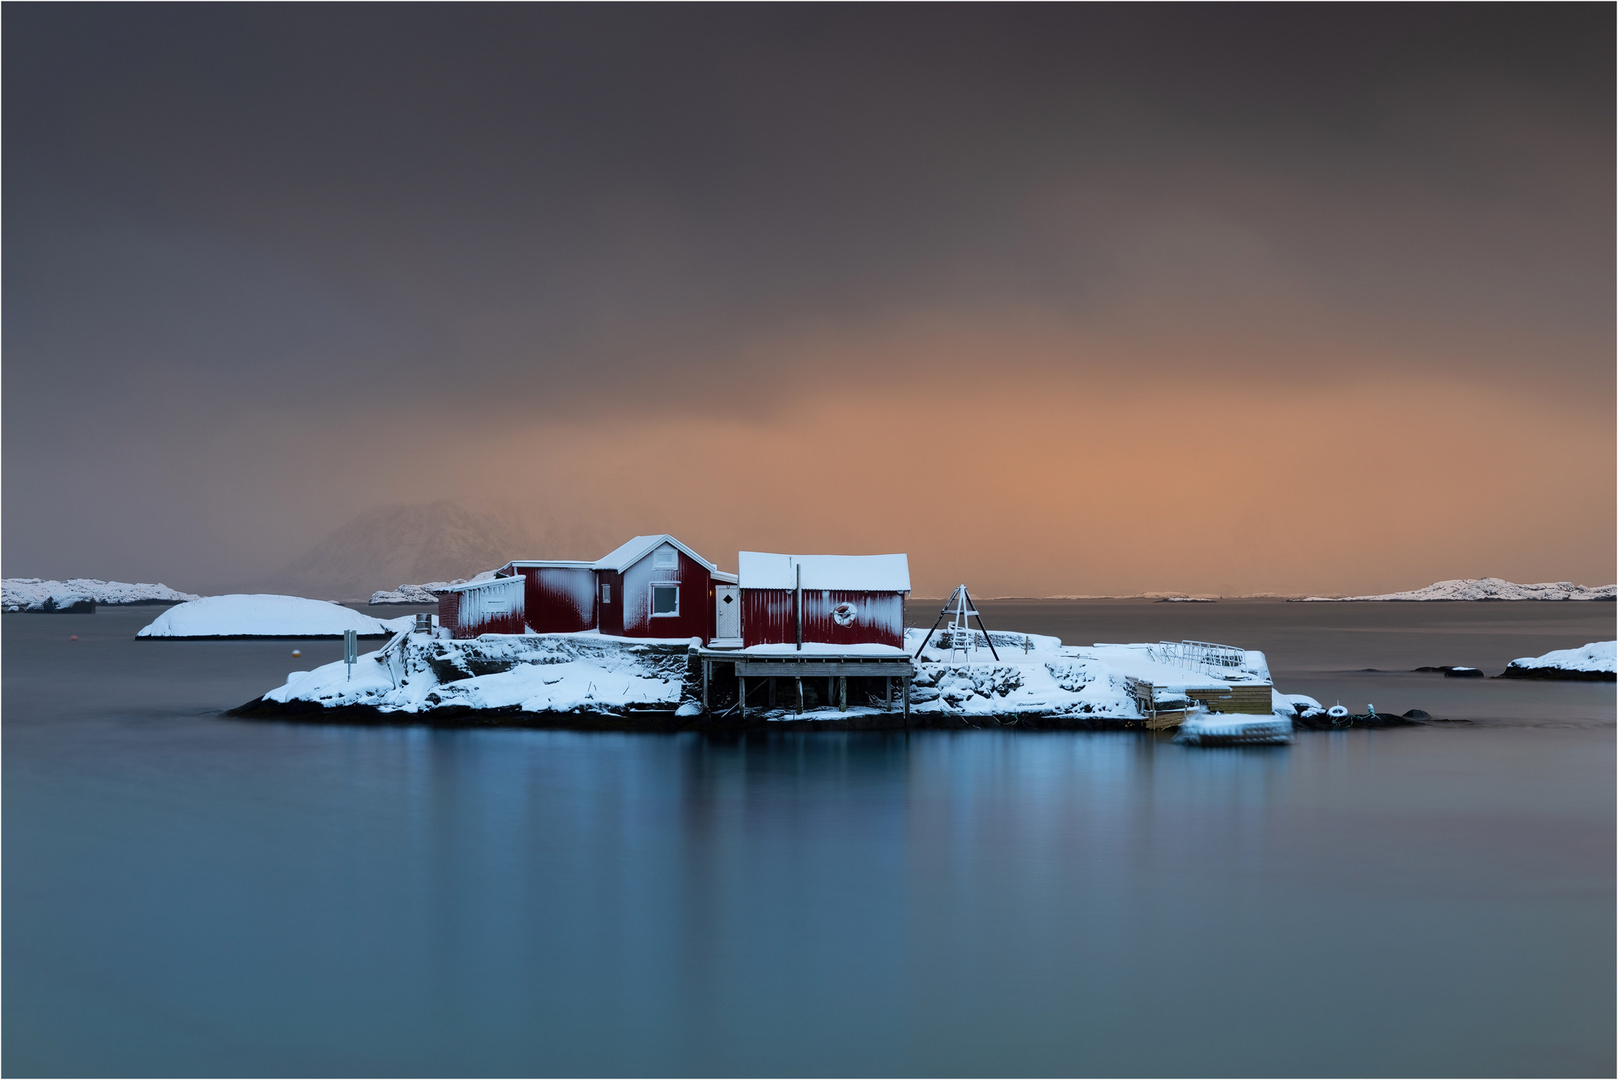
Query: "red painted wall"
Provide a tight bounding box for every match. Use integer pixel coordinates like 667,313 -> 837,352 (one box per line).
514,566 -> 596,634
619,547 -> 712,641
437,593 -> 459,636
741,589 -> 906,648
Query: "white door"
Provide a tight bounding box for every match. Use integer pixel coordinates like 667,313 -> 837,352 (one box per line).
715,585 -> 740,639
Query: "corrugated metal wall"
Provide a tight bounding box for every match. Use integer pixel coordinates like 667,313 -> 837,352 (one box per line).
453,577 -> 526,638
741,589 -> 905,648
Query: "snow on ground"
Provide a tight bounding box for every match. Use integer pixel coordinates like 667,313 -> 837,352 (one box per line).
138,595 -> 412,638
264,632 -> 690,713
1503,640 -> 1616,676
370,571 -> 497,604
253,624 -> 1302,724
3,578 -> 200,612
1301,578 -> 1616,601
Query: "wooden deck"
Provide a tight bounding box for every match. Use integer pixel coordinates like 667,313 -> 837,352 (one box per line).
696,648 -> 915,718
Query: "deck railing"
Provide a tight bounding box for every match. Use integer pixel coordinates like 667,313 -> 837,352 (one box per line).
1150,640 -> 1246,672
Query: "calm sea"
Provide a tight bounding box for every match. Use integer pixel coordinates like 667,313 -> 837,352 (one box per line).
5,600 -> 1613,1076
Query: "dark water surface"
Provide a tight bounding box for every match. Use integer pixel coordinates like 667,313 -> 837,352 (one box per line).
5,602 -> 1613,1076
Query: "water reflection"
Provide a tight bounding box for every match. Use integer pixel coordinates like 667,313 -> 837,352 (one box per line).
5,607 -> 1613,1075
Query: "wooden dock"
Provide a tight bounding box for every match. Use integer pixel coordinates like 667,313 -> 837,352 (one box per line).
697,648 -> 915,718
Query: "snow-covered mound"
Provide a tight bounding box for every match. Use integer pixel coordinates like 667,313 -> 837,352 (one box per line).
1300,578 -> 1616,602
137,595 -> 411,638
1499,641 -> 1616,681
262,633 -> 690,714
370,571 -> 497,605
3,578 -> 200,612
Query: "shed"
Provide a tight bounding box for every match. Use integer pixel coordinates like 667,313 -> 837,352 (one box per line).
437,575 -> 525,639
737,552 -> 911,648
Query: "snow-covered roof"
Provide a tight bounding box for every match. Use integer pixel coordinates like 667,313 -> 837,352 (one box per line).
502,560 -> 596,571
738,552 -> 911,592
438,575 -> 525,594
594,535 -> 718,574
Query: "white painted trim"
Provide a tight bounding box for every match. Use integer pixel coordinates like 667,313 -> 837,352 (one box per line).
596,534 -> 719,573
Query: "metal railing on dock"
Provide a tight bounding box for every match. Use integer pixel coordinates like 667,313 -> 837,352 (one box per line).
1150,640 -> 1246,672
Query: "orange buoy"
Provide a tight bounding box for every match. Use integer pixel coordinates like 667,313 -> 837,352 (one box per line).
292,649 -> 302,657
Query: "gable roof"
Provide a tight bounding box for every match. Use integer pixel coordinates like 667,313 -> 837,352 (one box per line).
594,534 -> 719,574
738,552 -> 911,592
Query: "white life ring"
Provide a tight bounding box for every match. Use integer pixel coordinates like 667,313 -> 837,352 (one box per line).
1326,705 -> 1349,719
831,601 -> 858,627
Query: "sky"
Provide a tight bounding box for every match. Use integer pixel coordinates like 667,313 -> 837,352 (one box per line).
5,6 -> 1613,597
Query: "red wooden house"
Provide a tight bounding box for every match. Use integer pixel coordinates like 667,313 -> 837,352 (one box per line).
737,552 -> 911,649
446,534 -> 737,642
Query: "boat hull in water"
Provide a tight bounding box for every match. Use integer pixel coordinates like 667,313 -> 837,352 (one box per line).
1173,713 -> 1293,746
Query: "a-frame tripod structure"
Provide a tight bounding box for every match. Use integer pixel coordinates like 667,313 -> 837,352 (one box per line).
913,584 -> 999,661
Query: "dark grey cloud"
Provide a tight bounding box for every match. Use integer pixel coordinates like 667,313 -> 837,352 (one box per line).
4,6 -> 1612,585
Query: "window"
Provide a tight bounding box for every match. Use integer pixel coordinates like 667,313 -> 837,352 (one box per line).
653,546 -> 677,568
600,583 -> 612,604
651,584 -> 679,616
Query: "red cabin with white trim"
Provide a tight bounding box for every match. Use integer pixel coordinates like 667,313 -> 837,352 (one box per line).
496,534 -> 737,643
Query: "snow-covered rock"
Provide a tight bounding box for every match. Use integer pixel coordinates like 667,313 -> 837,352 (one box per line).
240,623 -> 1303,727
1299,578 -> 1616,602
137,595 -> 411,638
3,578 -> 200,612
1499,641 -> 1616,681
261,632 -> 691,713
370,571 -> 497,605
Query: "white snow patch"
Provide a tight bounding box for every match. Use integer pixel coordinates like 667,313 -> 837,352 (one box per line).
1301,578 -> 1616,602
743,642 -> 909,656
1505,640 -> 1616,675
739,552 -> 910,591
261,632 -> 689,713
138,595 -> 407,638
4,578 -> 200,612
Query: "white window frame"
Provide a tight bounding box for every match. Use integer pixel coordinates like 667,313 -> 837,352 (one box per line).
650,583 -> 680,618
600,583 -> 612,604
653,545 -> 678,569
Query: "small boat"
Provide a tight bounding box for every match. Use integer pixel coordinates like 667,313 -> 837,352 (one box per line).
1174,707 -> 1293,746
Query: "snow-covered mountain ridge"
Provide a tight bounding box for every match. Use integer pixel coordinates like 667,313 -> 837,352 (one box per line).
1299,578 -> 1615,602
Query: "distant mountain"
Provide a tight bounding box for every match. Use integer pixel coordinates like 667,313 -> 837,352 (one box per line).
261,501 -> 598,602
3,578 -> 200,612
1299,578 -> 1617,602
